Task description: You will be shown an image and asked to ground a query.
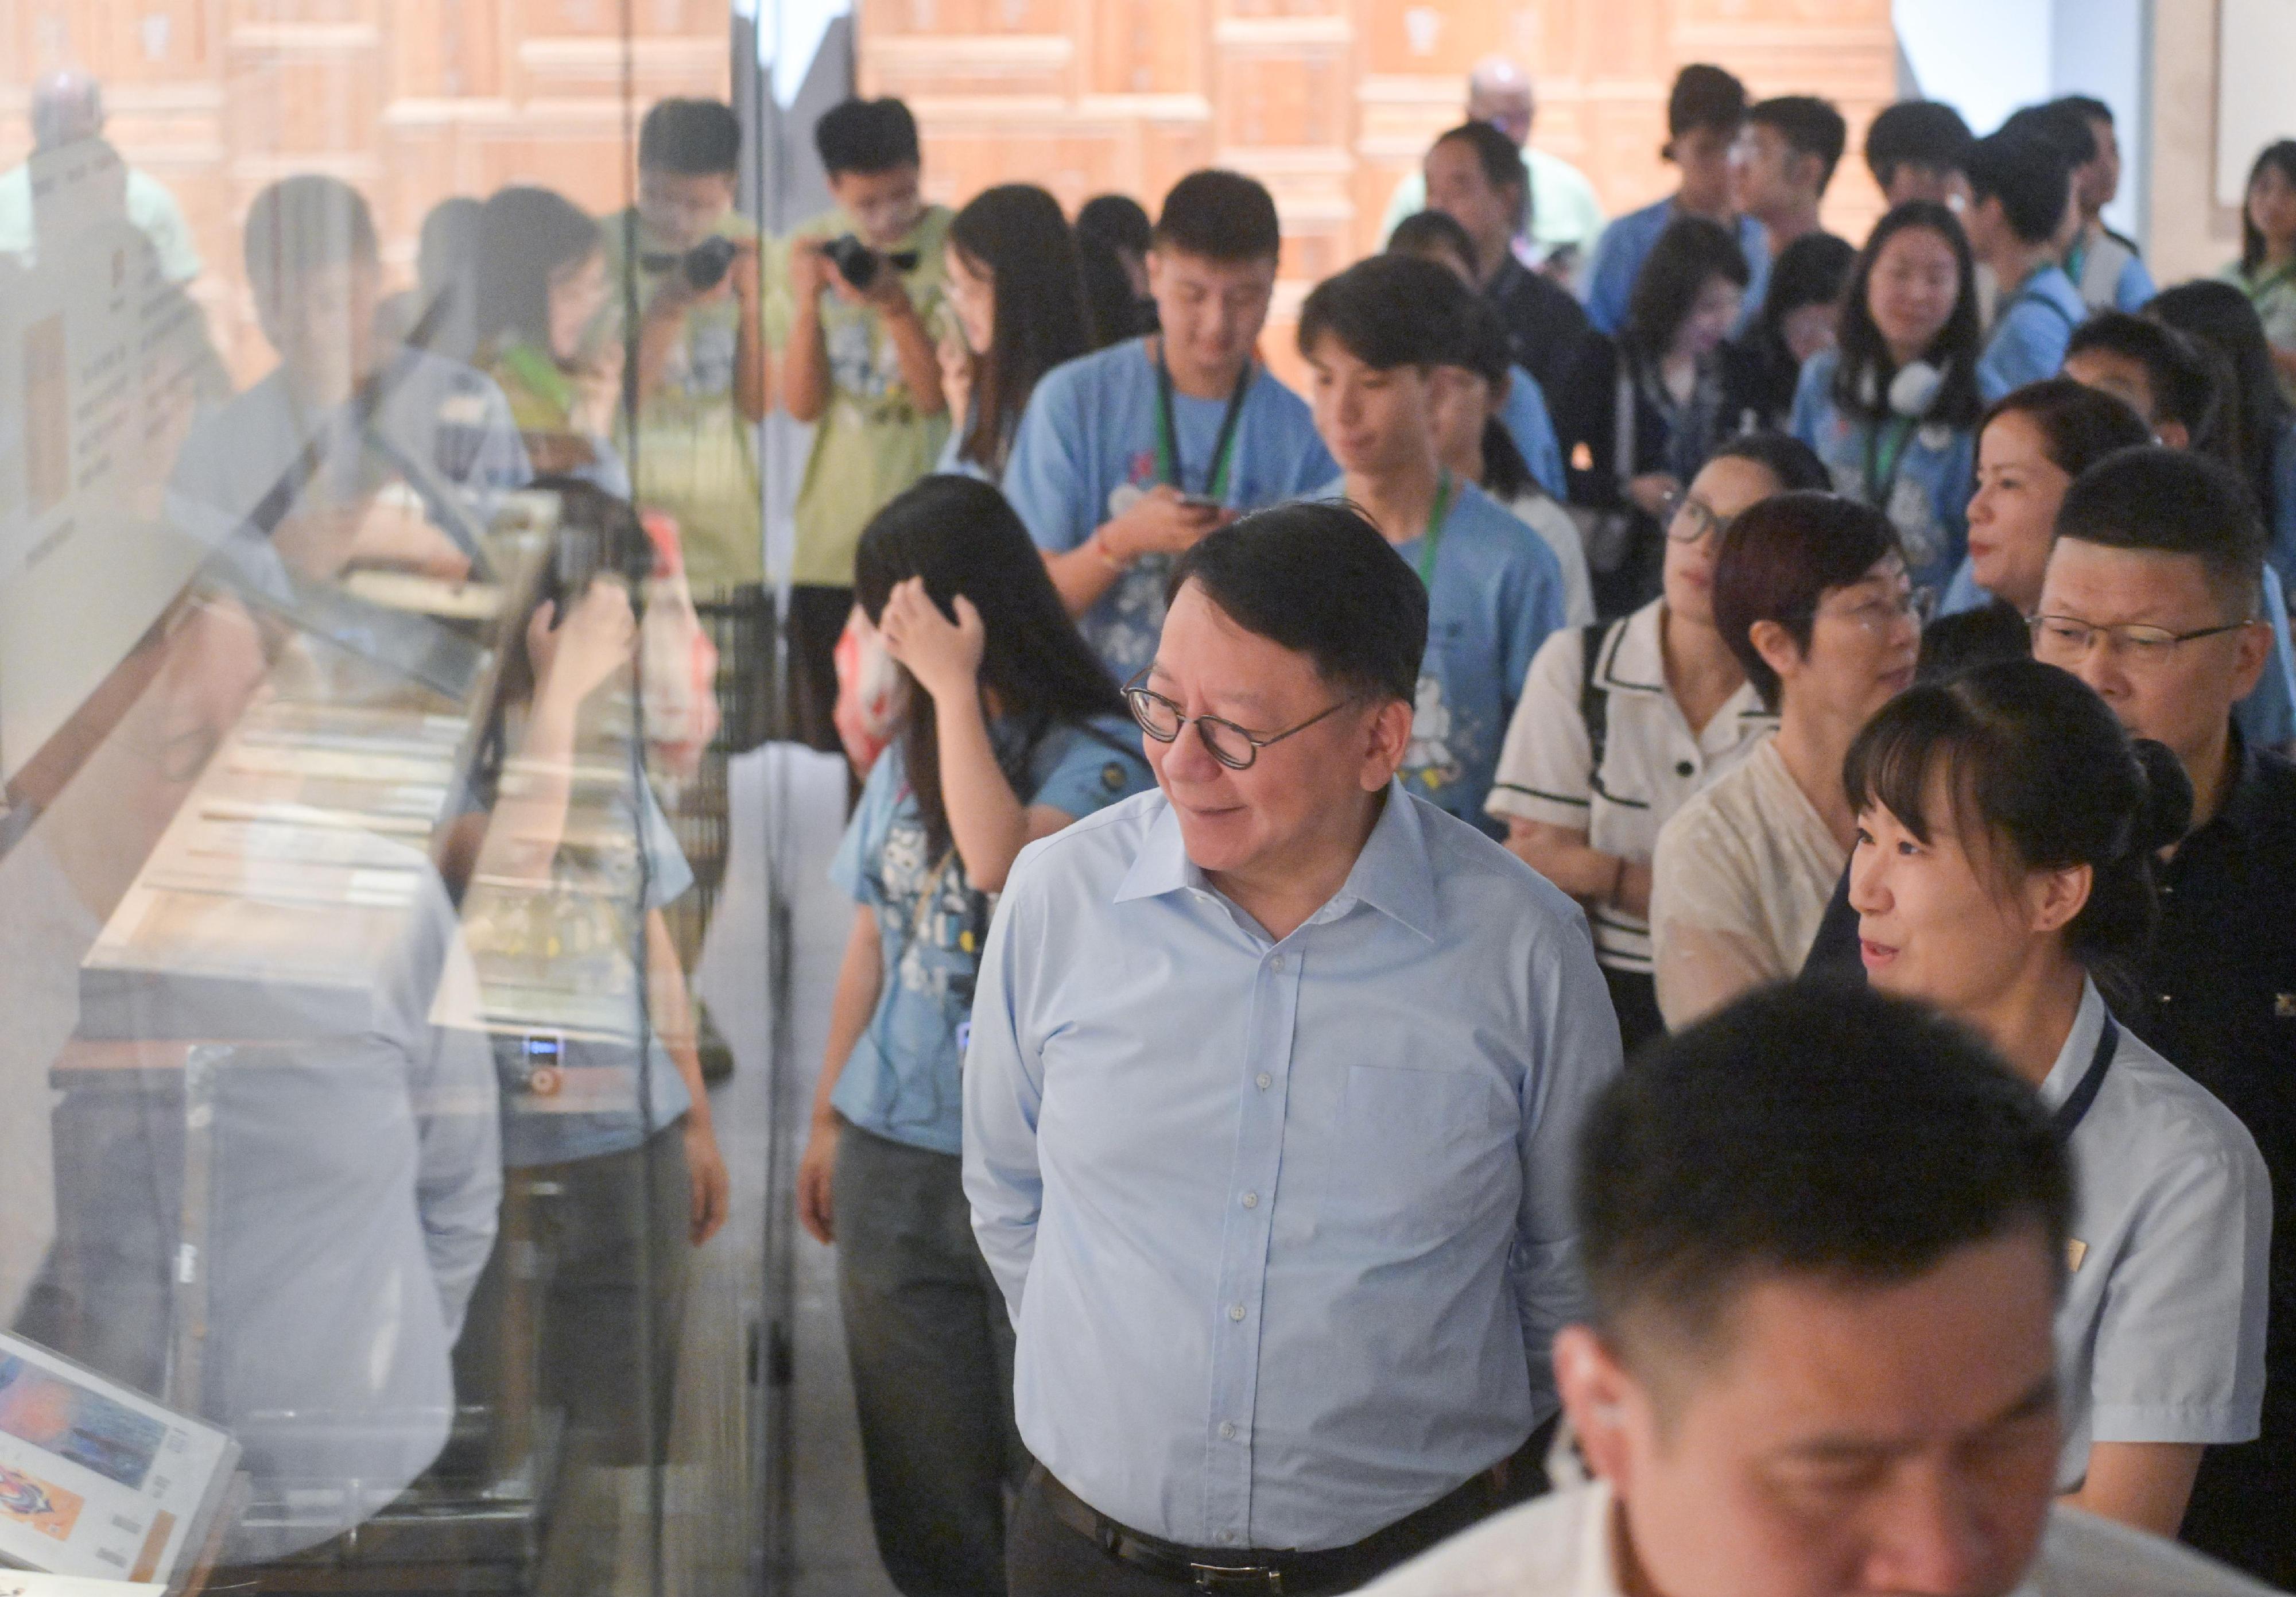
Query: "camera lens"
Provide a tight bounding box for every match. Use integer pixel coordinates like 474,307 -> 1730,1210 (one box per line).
823,234 -> 878,291
682,235 -> 739,292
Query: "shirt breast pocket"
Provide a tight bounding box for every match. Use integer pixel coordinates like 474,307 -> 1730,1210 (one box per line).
1325,1063 -> 1517,1247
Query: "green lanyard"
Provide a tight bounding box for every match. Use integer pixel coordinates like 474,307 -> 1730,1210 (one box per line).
2064,239 -> 2088,289
1865,416 -> 1917,507
1154,341 -> 1251,501
1413,472 -> 1456,588
499,340 -> 575,421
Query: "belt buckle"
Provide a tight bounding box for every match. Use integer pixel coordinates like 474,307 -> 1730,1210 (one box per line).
1189,1564 -> 1281,1594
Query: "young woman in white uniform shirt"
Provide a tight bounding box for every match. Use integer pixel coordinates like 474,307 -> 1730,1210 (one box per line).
1848,658 -> 2271,1537
1487,434 -> 1828,1049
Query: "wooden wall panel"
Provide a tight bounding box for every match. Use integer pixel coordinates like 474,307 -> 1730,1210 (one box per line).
862,0 -> 1899,386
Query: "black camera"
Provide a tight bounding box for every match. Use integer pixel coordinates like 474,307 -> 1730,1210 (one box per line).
639,234 -> 740,292
822,233 -> 920,291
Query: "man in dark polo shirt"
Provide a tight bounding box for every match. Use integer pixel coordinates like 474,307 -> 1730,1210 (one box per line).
1805,447 -> 2296,1581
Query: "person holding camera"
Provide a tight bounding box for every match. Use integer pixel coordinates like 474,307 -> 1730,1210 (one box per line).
603,98 -> 769,597
778,96 -> 953,755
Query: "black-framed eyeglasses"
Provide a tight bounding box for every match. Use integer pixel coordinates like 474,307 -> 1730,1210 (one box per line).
2028,613 -> 2255,666
1124,672 -> 1359,771
1659,489 -> 1736,544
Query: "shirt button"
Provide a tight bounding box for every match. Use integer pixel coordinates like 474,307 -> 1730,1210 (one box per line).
1675,759 -> 1695,778
1219,1421 -> 1237,1440
1256,1072 -> 1273,1091
1270,953 -> 1286,972
1241,1192 -> 1259,1208
1228,1303 -> 1247,1321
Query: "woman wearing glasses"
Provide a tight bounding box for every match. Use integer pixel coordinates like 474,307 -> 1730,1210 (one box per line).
1649,491 -> 1922,1028
1847,658 -> 2268,1537
794,475 -> 1150,1596
1484,434 -> 1827,1049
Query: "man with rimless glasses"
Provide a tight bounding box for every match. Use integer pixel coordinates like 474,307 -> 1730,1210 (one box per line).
962,502 -> 1622,1595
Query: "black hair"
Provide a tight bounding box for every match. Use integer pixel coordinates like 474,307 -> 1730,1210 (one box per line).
2064,312 -> 2221,438
1153,169 -> 1282,265
2144,281 -> 2294,533
638,98 -> 740,177
948,184 -> 1093,472
1168,502 -> 1429,706
1980,377 -> 2152,480
1666,63 -> 1748,143
494,475 -> 653,714
1577,981 -> 2073,1365
1747,95 -> 1848,194
1076,231 -> 1153,348
1831,200 -> 1983,429
1076,193 -> 1153,258
1916,598 -> 2033,684
471,186 -> 604,354
1297,254 -> 1474,372
1750,230 -> 1855,392
1999,102 -> 2099,171
2239,141 -> 2296,274
1964,132 -> 2072,247
243,174 -> 378,298
1845,658 -> 2194,999
2053,445 -> 2267,621
854,476 -> 1124,860
1712,491 -> 1902,710
1705,431 -> 1834,494
2054,95 -> 2114,131
416,196 -> 483,296
1623,213 -> 1750,358
1387,208 -> 1480,278
1864,100 -> 1975,190
1443,294 -> 1539,499
812,97 -> 919,176
1434,120 -> 1531,232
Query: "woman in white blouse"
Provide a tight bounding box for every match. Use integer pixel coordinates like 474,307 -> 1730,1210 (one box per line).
1848,658 -> 2270,1537
1487,433 -> 1829,1049
1649,491 -> 1920,1026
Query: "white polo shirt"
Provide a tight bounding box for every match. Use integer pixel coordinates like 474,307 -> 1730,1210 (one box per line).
1484,600 -> 1771,972
1355,1479 -> 2278,1595
2047,980 -> 2271,1490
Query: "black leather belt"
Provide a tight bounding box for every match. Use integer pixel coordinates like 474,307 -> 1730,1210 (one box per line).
1033,1464 -> 1493,1594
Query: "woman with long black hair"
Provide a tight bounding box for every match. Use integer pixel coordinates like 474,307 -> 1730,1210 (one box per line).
2223,140 -> 2296,401
935,183 -> 1093,483
794,476 -> 1151,1596
2148,278 -> 2296,593
1790,200 -> 1985,595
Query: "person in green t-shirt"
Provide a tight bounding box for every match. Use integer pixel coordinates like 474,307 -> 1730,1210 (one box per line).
776,96 -> 951,754
602,98 -> 769,597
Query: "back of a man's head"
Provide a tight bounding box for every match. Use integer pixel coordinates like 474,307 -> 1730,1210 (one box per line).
1965,131 -> 2072,246
1168,503 -> 1427,706
1296,254 -> 1473,374
639,97 -> 741,176
2053,446 -> 2266,618
1578,983 -> 2071,1373
243,173 -> 378,302
1154,169 -> 1282,265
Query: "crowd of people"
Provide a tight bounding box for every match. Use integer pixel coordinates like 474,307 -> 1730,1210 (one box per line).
14,38 -> 2296,1597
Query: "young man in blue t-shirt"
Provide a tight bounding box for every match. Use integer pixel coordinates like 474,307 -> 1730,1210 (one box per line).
1966,130 -> 2088,402
1002,170 -> 1335,681
1298,254 -> 1568,832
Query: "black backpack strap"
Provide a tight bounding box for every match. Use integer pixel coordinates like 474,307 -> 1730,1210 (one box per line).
1578,621 -> 1614,779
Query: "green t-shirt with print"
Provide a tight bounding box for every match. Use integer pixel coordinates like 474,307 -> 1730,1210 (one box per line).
602,207 -> 762,594
770,204 -> 953,588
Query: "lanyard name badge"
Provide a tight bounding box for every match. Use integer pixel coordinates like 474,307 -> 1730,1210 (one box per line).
2051,1013 -> 2119,1141
1865,416 -> 1917,509
1155,341 -> 1252,504
1413,471 -> 1456,588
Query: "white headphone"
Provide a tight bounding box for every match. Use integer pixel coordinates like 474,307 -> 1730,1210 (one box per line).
1855,358 -> 1948,420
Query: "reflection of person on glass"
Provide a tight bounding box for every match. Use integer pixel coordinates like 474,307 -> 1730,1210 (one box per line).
437,482 -> 728,1532
168,175 -> 530,586
0,70 -> 201,283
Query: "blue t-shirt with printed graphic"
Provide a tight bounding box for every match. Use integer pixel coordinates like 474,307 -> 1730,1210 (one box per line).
1789,349 -> 1975,595
1003,339 -> 1336,682
828,714 -> 1153,1155
1311,475 -> 1567,833
1939,555 -> 2296,749
1977,263 -> 2088,402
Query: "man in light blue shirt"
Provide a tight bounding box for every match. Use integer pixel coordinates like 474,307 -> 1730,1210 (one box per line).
1580,65 -> 1768,338
1004,170 -> 1336,683
1966,131 -> 2088,402
965,504 -> 1622,1594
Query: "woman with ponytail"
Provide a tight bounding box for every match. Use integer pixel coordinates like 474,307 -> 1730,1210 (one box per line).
1791,200 -> 1985,594
1845,658 -> 2269,1539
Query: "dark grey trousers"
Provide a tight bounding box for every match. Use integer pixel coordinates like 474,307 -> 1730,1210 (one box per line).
833,1123 -> 1025,1597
